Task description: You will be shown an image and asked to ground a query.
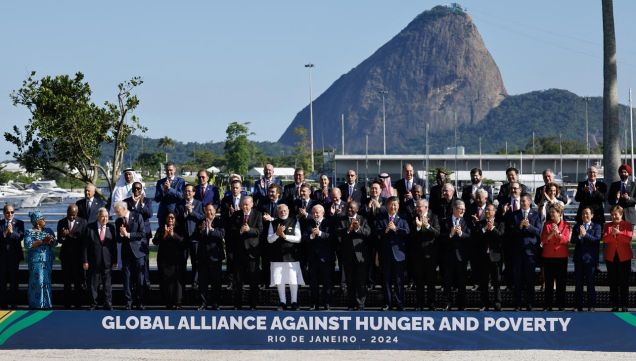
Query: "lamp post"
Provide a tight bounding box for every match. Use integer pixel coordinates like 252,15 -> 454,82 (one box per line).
305,63 -> 315,173
379,90 -> 388,155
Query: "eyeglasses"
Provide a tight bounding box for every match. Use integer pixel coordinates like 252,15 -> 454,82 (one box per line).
4,211 -> 14,214
511,187 -> 520,190
132,187 -> 142,191
198,176 -> 206,179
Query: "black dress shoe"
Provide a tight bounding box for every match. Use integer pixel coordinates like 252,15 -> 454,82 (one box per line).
396,306 -> 404,311
611,307 -> 619,312
443,304 -> 451,311
588,307 -> 595,312
210,304 -> 219,311
124,305 -> 132,310
621,307 -> 629,312
381,305 -> 390,311
309,305 -> 318,311
494,303 -> 502,311
136,304 -> 146,311
175,305 -> 182,310
198,305 -> 207,311
89,305 -> 97,311
277,303 -> 286,311
291,303 -> 298,311
104,305 -> 113,311
324,304 -> 330,311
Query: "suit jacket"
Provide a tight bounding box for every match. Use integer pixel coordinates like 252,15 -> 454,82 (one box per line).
602,220 -> 634,262
76,197 -> 105,224
440,216 -> 472,262
294,197 -> 318,218
124,196 -> 153,238
220,193 -> 244,229
115,212 -> 147,260
496,182 -> 529,206
361,196 -> 386,225
253,177 -> 282,205
336,214 -> 371,264
608,180 -> 636,224
475,218 -> 505,262
56,216 -> 87,263
410,210 -> 440,259
428,183 -> 444,214
83,222 -> 117,270
508,208 -> 542,259
570,222 -> 601,265
0,218 -> 24,262
461,183 -> 493,205
282,182 -> 303,208
394,177 -> 427,208
197,217 -> 226,263
432,196 -> 456,221
154,176 -> 186,224
575,180 -> 607,225
302,217 -> 335,263
312,187 -> 332,204
175,198 -> 204,240
194,183 -> 221,209
376,214 -> 410,262
323,199 -> 345,220
540,221 -> 571,258
230,209 -> 263,258
338,182 -> 367,204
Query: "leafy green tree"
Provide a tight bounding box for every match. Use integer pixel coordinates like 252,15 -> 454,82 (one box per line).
134,152 -> 164,175
224,122 -> 253,175
5,71 -> 145,195
158,136 -> 175,162
293,126 -> 311,171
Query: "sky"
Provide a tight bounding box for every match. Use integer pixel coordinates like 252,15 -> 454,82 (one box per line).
2,0 -> 636,160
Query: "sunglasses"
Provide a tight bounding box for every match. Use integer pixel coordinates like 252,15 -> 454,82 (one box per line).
4,211 -> 15,214
132,187 -> 142,191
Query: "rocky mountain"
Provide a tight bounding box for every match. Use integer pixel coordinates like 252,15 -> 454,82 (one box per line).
278,5 -> 507,153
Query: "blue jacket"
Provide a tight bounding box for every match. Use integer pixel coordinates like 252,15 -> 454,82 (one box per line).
376,214 -> 410,262
508,208 -> 542,258
116,212 -> 147,260
570,222 -> 602,265
154,176 -> 186,225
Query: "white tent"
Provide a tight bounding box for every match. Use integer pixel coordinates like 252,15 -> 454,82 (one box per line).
206,166 -> 221,174
247,167 -> 296,179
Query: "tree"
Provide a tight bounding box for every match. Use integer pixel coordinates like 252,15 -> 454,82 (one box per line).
293,126 -> 311,171
602,0 -> 620,182
158,136 -> 176,163
191,149 -> 219,169
5,71 -> 145,196
224,122 -> 253,175
134,152 -> 164,176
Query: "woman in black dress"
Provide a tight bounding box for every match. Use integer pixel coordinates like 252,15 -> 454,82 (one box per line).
152,212 -> 186,309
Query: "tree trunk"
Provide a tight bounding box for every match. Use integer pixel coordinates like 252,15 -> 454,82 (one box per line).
602,0 -> 620,182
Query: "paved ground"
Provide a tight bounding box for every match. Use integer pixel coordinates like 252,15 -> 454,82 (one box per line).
1,350 -> 635,361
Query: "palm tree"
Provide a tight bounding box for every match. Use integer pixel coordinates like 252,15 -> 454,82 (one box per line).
603,0 -> 620,182
158,136 -> 175,163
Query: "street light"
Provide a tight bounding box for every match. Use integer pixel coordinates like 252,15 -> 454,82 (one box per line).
305,63 -> 315,173
379,90 -> 388,155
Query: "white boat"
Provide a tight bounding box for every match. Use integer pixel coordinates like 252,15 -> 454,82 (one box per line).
23,180 -> 85,206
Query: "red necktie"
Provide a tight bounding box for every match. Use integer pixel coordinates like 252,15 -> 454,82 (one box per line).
244,214 -> 248,224
200,186 -> 205,200
123,217 -> 128,229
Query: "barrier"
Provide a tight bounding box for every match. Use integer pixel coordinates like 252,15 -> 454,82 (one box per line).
1,310 -> 636,351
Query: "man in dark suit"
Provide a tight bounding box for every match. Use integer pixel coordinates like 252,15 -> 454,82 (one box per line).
230,196 -> 263,309
197,203 -> 225,310
113,201 -> 148,309
473,203 -> 505,310
608,164 -> 636,224
575,165 -> 607,225
361,180 -> 386,289
220,179 -> 246,289
57,204 -> 87,309
294,183 -> 318,219
534,168 -> 568,206
432,183 -> 457,221
496,167 -> 529,206
394,163 -> 427,209
508,194 -> 542,310
339,169 -> 367,204
76,183 -> 105,224
176,184 -> 204,289
195,169 -> 221,209
258,183 -> 284,287
0,204 -> 24,309
154,161 -> 186,228
571,206 -> 602,311
336,201 -> 371,310
253,164 -> 283,207
124,181 -> 154,293
83,208 -> 117,310
410,199 -> 440,310
376,196 -> 410,311
283,167 -> 305,208
440,199 -> 471,310
303,204 -> 335,310
428,169 -> 449,214
461,167 -> 493,206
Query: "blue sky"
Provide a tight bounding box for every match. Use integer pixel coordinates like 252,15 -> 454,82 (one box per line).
1,1 -> 636,160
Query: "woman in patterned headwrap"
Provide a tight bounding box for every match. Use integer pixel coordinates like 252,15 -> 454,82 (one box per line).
24,211 -> 57,309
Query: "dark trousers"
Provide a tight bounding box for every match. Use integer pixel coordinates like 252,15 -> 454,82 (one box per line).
513,255 -> 536,308
475,255 -> 502,308
574,261 -> 596,309
543,257 -> 568,309
413,254 -> 437,308
123,255 -> 146,306
309,258 -> 334,307
0,257 -> 19,308
233,256 -> 260,308
199,259 -> 222,307
159,261 -> 184,307
443,255 -> 467,308
607,257 -> 631,309
61,256 -> 85,308
381,257 -> 405,308
343,260 -> 368,308
89,267 -> 112,307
